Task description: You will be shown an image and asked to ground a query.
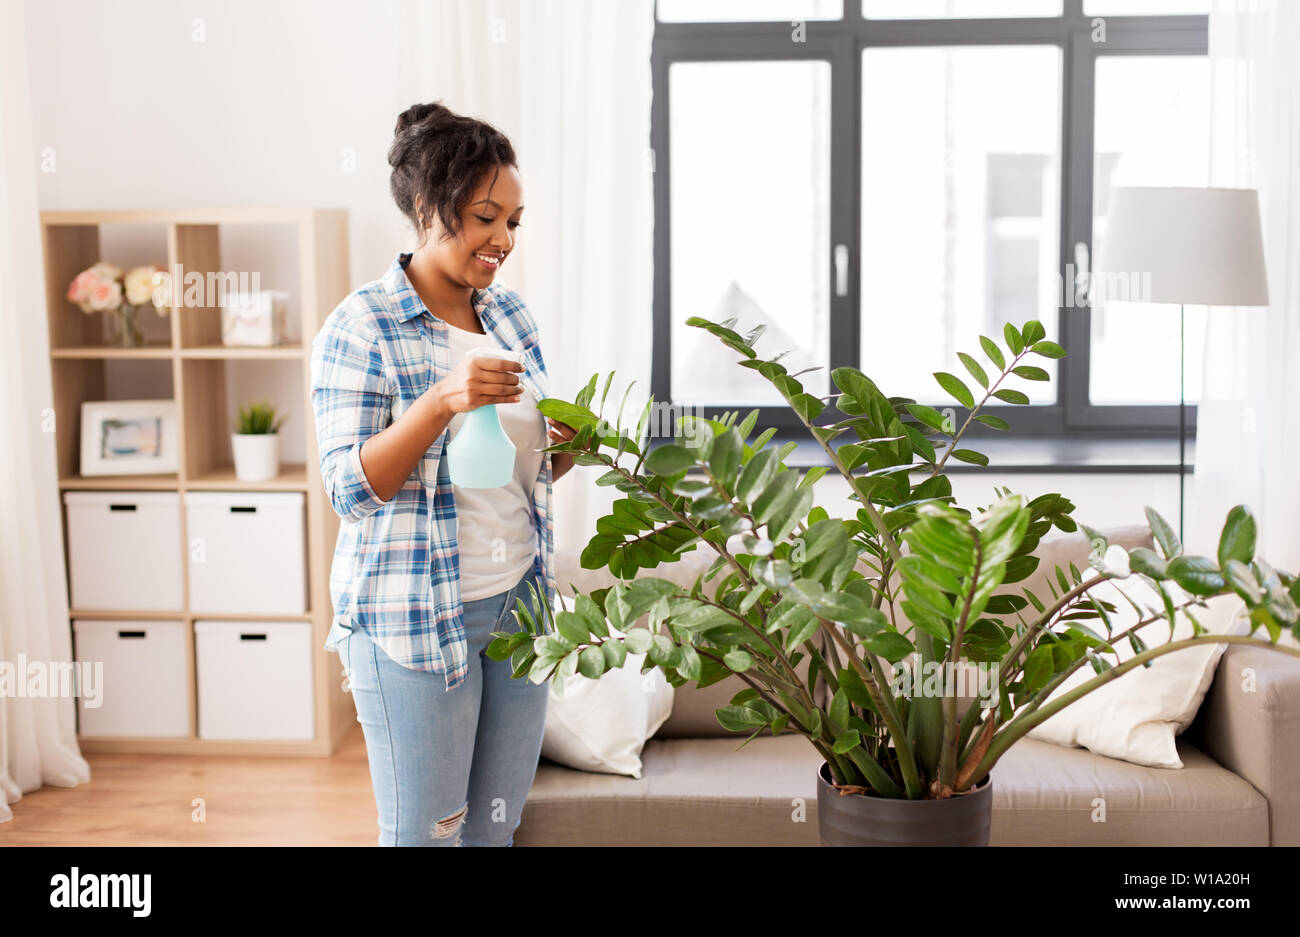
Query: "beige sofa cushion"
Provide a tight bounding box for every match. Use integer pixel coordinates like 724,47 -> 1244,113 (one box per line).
990,737 -> 1268,846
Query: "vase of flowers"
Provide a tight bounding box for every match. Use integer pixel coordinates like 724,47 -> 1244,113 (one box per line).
67,262 -> 172,348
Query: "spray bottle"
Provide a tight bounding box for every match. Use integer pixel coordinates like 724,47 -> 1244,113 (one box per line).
445,346 -> 525,489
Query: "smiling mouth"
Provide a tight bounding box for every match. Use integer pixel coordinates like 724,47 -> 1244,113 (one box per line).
474,252 -> 503,269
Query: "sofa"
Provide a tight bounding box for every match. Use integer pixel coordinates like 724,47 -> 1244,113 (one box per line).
516,525 -> 1300,846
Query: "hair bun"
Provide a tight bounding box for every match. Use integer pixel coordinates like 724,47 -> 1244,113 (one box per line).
394,101 -> 449,136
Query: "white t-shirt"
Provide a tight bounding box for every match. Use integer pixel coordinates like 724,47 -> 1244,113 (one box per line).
444,322 -> 548,602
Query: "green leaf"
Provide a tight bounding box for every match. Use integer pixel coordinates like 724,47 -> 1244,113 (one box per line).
1223,558 -> 1263,604
723,649 -> 754,672
624,627 -> 654,654
934,371 -> 975,409
992,389 -> 1029,405
979,335 -> 1005,370
602,639 -> 628,669
574,593 -> 608,638
751,469 -> 799,525
1012,365 -> 1049,381
1217,505 -> 1257,569
1166,555 -> 1226,597
862,631 -> 914,663
1145,506 -> 1182,561
906,403 -> 951,433
974,414 -> 1010,431
578,644 -> 607,678
555,610 -> 589,644
1127,547 -> 1168,580
645,444 -> 696,476
1004,322 -> 1024,355
736,448 -> 780,505
573,373 -> 599,410
1031,340 -> 1066,359
709,428 -> 742,491
949,448 -> 989,466
957,352 -> 989,390
832,730 -> 861,755
1020,320 -> 1046,345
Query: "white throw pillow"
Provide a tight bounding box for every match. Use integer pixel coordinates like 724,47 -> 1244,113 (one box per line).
539,612 -> 675,779
1027,572 -> 1248,769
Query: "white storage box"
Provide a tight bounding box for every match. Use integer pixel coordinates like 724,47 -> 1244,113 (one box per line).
72,619 -> 189,737
194,620 -> 314,740
63,491 -> 184,611
184,491 -> 306,614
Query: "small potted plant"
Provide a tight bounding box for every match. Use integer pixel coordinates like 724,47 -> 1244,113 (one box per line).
232,401 -> 286,482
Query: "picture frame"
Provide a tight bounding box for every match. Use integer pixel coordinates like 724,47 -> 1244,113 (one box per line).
80,399 -> 179,476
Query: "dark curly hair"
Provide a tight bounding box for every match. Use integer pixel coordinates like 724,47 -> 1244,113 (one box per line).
388,101 -> 518,246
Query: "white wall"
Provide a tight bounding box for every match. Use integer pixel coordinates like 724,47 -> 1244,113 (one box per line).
26,0 -> 410,280
25,0 -> 417,463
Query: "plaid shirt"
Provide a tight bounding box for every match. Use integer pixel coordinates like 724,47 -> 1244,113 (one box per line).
309,252 -> 555,691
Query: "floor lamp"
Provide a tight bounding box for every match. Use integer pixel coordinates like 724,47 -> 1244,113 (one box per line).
1095,186 -> 1269,541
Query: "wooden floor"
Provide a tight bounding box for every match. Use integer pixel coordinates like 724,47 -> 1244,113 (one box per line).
0,724 -> 380,846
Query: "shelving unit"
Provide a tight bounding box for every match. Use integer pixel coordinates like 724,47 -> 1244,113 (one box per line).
43,208 -> 353,756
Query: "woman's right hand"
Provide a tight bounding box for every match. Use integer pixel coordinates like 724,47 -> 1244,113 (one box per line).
430,355 -> 524,416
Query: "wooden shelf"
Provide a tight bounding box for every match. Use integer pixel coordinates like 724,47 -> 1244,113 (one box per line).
52,343 -> 175,359
184,462 -> 307,490
68,608 -> 313,621
67,608 -> 185,619
180,343 -> 305,359
42,207 -> 348,226
60,473 -> 179,490
44,207 -> 352,757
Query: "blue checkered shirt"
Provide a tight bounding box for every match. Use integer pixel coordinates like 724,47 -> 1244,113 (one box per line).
309,252 -> 555,691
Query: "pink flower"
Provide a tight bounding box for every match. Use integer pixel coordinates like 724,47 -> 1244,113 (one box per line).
86,277 -> 122,312
67,269 -> 100,311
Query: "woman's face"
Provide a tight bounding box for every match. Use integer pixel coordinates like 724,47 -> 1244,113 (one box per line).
423,164 -> 524,289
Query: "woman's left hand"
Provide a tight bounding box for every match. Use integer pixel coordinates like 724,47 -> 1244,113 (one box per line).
546,417 -> 578,446
547,418 -> 579,481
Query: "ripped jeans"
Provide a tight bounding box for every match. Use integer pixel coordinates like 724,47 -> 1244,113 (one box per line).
338,568 -> 549,846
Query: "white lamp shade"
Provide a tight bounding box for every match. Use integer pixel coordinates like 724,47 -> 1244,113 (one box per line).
1094,186 -> 1269,307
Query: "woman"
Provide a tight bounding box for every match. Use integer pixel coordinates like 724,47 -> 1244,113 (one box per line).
309,101 -> 577,847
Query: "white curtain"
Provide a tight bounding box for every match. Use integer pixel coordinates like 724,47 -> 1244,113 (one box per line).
1189,0 -> 1300,570
0,0 -> 91,823
399,0 -> 656,554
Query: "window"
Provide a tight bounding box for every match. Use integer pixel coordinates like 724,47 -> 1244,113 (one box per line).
652,0 -> 1210,440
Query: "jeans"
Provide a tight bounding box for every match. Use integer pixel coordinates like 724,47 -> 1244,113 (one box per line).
338,567 -> 549,846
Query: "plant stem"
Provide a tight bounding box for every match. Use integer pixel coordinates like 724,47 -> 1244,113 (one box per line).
928,348 -> 1031,478
969,635 -> 1300,785
822,621 -> 924,799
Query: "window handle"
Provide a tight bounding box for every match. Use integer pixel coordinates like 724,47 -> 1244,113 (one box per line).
1074,240 -> 1090,297
834,244 -> 849,298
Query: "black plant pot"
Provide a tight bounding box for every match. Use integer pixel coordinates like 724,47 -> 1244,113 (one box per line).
815,762 -> 993,846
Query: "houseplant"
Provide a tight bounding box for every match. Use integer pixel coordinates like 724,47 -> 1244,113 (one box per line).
231,401 -> 286,481
490,315 -> 1300,846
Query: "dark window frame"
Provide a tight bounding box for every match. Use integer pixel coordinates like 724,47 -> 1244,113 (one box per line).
650,0 -> 1209,441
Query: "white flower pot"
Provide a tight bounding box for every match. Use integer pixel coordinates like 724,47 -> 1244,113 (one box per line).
231,433 -> 279,482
